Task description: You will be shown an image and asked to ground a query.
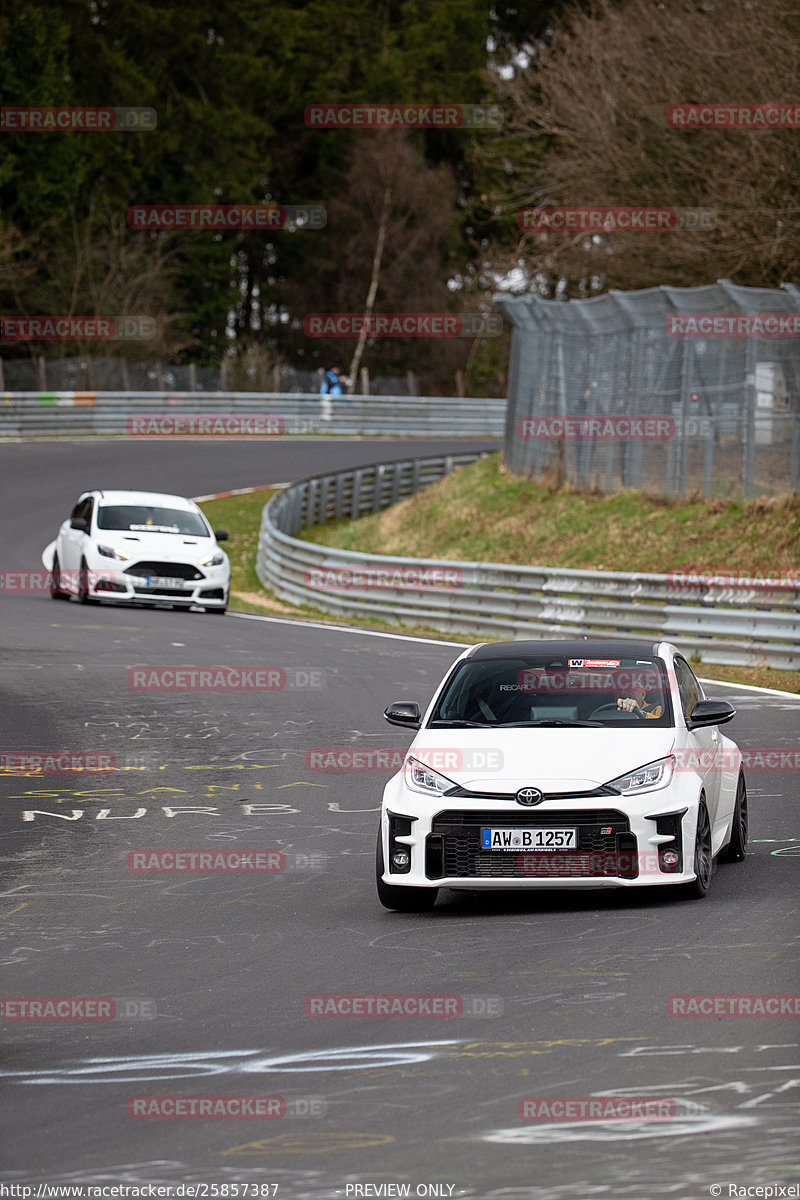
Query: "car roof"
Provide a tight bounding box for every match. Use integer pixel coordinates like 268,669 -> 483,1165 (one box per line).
84,490 -> 199,511
464,638 -> 664,661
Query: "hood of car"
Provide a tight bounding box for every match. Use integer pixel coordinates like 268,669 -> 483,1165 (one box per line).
407,726 -> 676,792
95,530 -> 220,562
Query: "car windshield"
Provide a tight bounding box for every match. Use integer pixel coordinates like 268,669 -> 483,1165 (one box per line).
430,655 -> 673,727
96,505 -> 210,536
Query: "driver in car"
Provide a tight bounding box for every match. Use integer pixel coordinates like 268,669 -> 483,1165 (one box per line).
617,681 -> 663,718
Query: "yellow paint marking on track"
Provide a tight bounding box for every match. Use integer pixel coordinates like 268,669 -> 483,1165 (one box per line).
443,1037 -> 645,1058
276,781 -> 327,788
49,624 -> 143,630
220,1132 -> 395,1156
0,903 -> 28,918
183,765 -> 280,771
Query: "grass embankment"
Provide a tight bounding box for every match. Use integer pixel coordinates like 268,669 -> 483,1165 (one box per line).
199,458 -> 800,694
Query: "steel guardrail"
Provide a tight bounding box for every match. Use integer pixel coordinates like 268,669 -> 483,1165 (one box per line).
256,452 -> 800,670
0,391 -> 506,438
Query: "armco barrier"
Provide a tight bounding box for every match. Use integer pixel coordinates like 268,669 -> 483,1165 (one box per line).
0,392 -> 505,438
256,454 -> 800,670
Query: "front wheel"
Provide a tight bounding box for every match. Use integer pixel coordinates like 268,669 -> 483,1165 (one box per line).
205,606 -> 227,614
720,773 -> 747,862
681,800 -> 712,900
78,558 -> 99,605
376,830 -> 438,912
49,553 -> 70,600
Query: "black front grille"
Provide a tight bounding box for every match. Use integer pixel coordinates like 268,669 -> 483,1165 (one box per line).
132,586 -> 193,597
428,809 -> 635,880
125,561 -> 204,582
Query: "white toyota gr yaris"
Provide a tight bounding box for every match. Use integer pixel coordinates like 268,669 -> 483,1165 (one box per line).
377,638 -> 747,911
43,489 -> 230,613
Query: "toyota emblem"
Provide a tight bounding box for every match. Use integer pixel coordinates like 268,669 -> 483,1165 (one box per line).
516,787 -> 543,806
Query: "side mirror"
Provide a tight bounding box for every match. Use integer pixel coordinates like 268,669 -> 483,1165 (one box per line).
688,698 -> 736,729
70,517 -> 89,532
214,530 -> 229,541
384,701 -> 421,729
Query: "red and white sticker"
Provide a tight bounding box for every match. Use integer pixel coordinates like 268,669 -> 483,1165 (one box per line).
568,658 -> 621,669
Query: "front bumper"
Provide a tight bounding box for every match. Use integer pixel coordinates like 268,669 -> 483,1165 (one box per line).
380,790 -> 698,890
88,566 -> 229,607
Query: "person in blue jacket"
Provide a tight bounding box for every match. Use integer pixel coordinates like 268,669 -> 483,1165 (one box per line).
320,366 -> 344,396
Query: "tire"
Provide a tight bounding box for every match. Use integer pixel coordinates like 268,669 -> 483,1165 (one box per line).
376,829 -> 438,912
78,558 -> 98,605
205,606 -> 227,614
720,773 -> 748,863
49,553 -> 70,600
681,800 -> 713,899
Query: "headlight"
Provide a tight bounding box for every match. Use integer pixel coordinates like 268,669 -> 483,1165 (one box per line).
403,755 -> 457,796
606,755 -> 675,796
201,551 -> 225,567
97,544 -> 131,561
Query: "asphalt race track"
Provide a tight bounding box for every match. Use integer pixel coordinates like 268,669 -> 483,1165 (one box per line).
1,437 -> 798,1199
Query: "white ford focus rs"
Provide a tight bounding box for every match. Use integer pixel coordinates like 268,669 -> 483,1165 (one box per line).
43,489 -> 230,613
377,639 -> 747,910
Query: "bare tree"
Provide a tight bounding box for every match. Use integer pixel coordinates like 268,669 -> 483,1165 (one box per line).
488,0 -> 800,293
309,131 -> 465,389
28,208 -> 184,358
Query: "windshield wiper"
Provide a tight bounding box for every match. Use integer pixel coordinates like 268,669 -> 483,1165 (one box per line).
499,719 -> 603,728
428,719 -> 494,728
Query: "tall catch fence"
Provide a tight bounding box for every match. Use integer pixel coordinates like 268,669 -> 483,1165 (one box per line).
496,281 -> 800,498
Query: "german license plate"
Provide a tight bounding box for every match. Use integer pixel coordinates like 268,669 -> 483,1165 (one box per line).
481,827 -> 577,851
144,576 -> 185,589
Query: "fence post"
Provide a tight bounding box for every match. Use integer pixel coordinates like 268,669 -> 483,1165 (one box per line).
742,338 -> 756,498
351,469 -> 363,519
703,419 -> 715,496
